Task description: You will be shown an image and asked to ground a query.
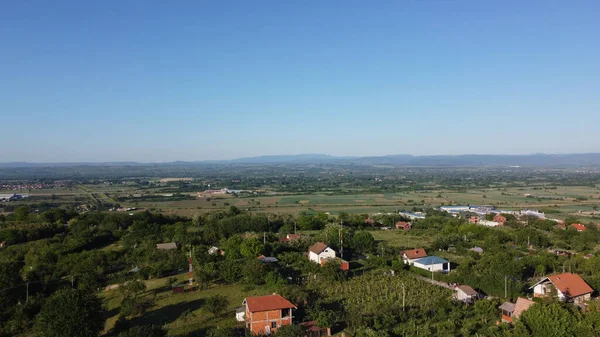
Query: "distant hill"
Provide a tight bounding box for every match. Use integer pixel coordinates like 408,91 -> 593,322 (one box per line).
3,153 -> 600,168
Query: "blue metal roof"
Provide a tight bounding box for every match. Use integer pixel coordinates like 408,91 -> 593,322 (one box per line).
413,256 -> 449,265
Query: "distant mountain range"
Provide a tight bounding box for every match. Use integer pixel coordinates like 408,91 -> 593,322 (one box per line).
3,153 -> 600,168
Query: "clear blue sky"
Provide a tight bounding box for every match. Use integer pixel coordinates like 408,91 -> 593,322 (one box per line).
1,1 -> 599,162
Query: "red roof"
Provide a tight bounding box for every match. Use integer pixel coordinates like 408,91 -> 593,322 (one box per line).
547,273 -> 593,297
403,248 -> 427,259
571,223 -> 587,231
309,242 -> 328,254
396,221 -> 411,228
287,234 -> 300,240
245,294 -> 296,312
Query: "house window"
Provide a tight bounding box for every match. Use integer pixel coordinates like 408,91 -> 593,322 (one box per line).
281,309 -> 290,318
271,321 -> 277,329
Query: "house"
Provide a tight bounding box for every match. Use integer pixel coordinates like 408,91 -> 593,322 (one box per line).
241,294 -> 296,335
571,223 -> 587,232
279,234 -> 301,243
499,297 -> 535,323
395,221 -> 412,230
308,242 -> 336,264
469,216 -> 480,224
531,273 -> 593,304
401,248 -> 428,264
156,242 -> 177,250
494,214 -> 507,226
0,241 -> 6,249
455,285 -> 478,303
412,256 -> 451,272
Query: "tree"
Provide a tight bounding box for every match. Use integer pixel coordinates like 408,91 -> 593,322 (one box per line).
35,288 -> 104,337
515,303 -> 579,337
205,294 -> 229,318
352,231 -> 375,253
240,238 -> 263,259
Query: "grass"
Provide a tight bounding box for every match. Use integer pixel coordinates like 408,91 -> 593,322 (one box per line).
100,274 -> 270,336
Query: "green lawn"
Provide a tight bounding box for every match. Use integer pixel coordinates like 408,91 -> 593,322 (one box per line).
101,274 -> 269,336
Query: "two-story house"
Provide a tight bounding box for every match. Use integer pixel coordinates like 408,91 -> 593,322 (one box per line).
240,294 -> 297,335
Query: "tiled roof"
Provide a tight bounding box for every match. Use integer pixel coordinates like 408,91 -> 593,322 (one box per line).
513,297 -> 535,319
571,223 -> 586,231
403,248 -> 427,259
396,221 -> 411,228
413,256 -> 449,266
245,294 -> 296,312
309,242 -> 328,254
547,273 -> 593,297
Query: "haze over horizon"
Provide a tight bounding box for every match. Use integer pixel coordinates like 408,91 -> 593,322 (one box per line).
2,1 -> 599,162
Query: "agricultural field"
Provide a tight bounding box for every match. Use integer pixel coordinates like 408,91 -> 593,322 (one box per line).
3,182 -> 600,222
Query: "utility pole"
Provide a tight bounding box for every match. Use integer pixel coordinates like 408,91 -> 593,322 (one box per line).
263,232 -> 266,245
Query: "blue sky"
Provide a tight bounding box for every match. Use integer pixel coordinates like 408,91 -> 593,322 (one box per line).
1,1 -> 599,162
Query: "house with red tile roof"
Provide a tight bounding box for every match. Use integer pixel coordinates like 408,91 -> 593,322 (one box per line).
469,216 -> 480,224
499,297 -> 535,323
570,223 -> 587,232
531,273 -> 593,304
493,214 -> 507,226
401,248 -> 427,264
240,294 -> 297,335
395,221 -> 412,230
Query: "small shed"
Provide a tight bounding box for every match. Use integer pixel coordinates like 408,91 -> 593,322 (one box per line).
455,285 -> 478,303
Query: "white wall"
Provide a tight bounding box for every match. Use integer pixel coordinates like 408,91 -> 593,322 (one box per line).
309,251 -> 320,264
413,262 -> 447,272
319,248 -> 336,263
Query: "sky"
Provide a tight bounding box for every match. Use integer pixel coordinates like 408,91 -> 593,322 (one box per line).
1,0 -> 599,162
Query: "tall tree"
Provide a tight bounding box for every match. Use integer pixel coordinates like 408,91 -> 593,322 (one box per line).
35,288 -> 104,337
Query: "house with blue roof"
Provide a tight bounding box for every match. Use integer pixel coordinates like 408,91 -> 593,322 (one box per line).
412,256 -> 451,273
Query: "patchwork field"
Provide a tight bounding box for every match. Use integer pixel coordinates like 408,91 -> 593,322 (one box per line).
3,184 -> 600,222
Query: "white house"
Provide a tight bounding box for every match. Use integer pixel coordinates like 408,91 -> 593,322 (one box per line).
412,256 -> 451,273
531,273 -> 593,304
308,242 -> 336,264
